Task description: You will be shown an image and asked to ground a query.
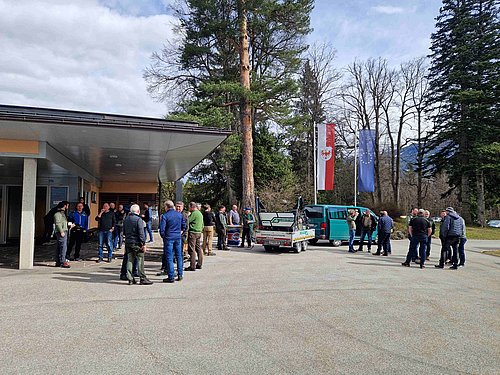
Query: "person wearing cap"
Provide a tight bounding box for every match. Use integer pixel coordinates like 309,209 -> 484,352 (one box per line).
436,207 -> 464,269
240,207 -> 255,248
402,209 -> 431,268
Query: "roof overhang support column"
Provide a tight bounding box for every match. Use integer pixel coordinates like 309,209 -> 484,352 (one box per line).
19,158 -> 37,269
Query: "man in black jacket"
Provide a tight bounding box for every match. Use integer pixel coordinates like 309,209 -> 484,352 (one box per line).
357,210 -> 377,253
123,204 -> 152,285
95,202 -> 116,263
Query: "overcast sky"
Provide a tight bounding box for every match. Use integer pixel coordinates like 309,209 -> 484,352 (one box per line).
0,0 -> 442,117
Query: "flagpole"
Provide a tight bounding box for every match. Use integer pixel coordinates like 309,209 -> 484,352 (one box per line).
313,123 -> 317,205
354,126 -> 357,206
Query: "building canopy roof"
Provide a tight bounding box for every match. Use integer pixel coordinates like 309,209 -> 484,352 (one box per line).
0,104 -> 231,184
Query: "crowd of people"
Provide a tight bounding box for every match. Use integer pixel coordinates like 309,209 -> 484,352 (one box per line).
46,197 -> 255,285
345,206 -> 467,270
45,197 -> 467,283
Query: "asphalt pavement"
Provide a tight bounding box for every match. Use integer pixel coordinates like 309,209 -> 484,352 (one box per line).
0,237 -> 498,374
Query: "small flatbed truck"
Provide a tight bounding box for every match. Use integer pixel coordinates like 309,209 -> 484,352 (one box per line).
254,197 -> 315,253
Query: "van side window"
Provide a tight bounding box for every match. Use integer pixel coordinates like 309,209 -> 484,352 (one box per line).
328,208 -> 347,220
304,207 -> 323,219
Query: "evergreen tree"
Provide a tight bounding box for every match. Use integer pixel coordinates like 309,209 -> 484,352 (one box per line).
425,0 -> 499,223
145,0 -> 313,205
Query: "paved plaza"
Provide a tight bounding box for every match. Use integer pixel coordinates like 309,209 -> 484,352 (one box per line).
0,237 -> 499,374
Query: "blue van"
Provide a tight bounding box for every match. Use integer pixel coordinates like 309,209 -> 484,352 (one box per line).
304,205 -> 378,246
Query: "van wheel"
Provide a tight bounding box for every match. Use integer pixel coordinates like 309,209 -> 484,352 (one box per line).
293,242 -> 301,253
264,245 -> 273,252
330,240 -> 341,247
302,241 -> 308,252
308,239 -> 318,245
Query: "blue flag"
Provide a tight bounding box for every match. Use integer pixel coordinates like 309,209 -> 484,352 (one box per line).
358,129 -> 375,192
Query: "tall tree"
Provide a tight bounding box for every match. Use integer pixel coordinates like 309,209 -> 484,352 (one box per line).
144,0 -> 313,205
425,0 -> 499,223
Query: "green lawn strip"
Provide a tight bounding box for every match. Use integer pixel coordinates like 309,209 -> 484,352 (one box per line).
482,250 -> 500,257
433,223 -> 500,240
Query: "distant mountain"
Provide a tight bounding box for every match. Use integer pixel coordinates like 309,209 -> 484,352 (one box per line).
400,144 -> 418,171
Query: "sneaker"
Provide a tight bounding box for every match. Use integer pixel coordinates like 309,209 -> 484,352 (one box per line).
140,278 -> 153,285
449,265 -> 458,270
119,275 -> 128,281
435,264 -> 444,269
420,265 -> 425,269
61,262 -> 71,268
401,262 -> 410,267
96,258 -> 103,263
163,278 -> 175,283
458,264 -> 465,268
207,252 -> 216,256
184,267 -> 195,271
195,264 -> 202,270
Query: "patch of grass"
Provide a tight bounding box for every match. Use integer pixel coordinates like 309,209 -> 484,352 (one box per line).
435,223 -> 500,240
483,250 -> 500,257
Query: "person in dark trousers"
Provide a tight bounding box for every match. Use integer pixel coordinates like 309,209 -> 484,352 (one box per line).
240,207 -> 255,248
406,207 -> 419,261
159,200 -> 187,283
374,211 -> 393,256
402,209 -> 431,269
357,210 -> 377,253
95,202 -> 116,263
436,207 -> 464,270
423,210 -> 435,260
458,216 -> 467,267
67,202 -> 88,261
54,201 -> 72,268
123,204 -> 152,285
42,205 -> 59,244
113,204 -> 125,250
215,205 -> 229,250
142,202 -> 154,243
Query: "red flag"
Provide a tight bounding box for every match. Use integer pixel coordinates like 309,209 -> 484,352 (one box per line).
317,123 -> 335,190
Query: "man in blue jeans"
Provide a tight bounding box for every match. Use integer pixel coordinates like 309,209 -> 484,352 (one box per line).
159,200 -> 186,283
402,209 -> 431,269
95,202 -> 116,262
346,209 -> 358,253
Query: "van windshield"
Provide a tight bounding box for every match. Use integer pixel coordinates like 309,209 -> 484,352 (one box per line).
304,206 -> 323,219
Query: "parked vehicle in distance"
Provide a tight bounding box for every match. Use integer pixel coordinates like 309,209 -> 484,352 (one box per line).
486,219 -> 500,228
303,204 -> 378,246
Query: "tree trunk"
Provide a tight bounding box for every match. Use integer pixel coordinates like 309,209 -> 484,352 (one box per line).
476,169 -> 485,227
238,0 -> 255,209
